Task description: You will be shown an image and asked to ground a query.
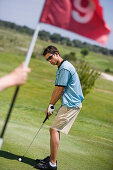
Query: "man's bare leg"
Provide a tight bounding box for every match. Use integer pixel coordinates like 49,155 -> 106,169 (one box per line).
50,128 -> 60,164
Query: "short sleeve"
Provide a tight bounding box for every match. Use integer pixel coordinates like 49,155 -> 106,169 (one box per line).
55,69 -> 70,86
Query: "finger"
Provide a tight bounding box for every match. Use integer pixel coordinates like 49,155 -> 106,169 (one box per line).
19,62 -> 24,68
26,68 -> 31,73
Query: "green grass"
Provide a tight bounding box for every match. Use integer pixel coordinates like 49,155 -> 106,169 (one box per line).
0,27 -> 113,170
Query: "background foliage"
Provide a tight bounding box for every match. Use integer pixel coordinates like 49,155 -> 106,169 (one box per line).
0,20 -> 113,57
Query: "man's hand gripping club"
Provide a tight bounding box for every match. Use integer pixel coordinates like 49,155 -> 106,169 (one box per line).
46,104 -> 55,118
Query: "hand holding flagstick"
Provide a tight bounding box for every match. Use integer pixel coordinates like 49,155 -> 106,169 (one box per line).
10,63 -> 31,86
0,21 -> 40,149
0,63 -> 31,92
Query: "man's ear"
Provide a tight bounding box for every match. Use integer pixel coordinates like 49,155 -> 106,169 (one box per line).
55,52 -> 59,56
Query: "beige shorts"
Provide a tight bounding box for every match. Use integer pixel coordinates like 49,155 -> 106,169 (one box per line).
51,105 -> 81,134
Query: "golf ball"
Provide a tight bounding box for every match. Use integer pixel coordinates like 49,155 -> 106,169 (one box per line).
18,158 -> 22,162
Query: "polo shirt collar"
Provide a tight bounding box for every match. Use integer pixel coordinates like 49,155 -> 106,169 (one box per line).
58,60 -> 66,69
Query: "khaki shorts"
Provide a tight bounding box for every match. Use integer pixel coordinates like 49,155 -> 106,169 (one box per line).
51,105 -> 81,134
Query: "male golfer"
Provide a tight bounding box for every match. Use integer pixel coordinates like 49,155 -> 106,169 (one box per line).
34,45 -> 84,170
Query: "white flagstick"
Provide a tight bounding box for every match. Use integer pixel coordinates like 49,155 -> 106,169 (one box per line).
24,24 -> 40,67
0,22 -> 40,150
0,138 -> 3,149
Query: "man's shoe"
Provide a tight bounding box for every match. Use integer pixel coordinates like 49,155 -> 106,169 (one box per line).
34,162 -> 57,170
35,156 -> 50,163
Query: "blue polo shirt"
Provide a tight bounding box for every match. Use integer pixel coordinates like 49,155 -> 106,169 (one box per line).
55,60 -> 84,108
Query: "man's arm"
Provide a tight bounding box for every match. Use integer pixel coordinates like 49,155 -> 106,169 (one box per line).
46,86 -> 65,117
0,63 -> 31,92
50,86 -> 65,105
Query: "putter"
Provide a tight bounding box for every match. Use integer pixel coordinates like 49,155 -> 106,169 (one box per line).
18,113 -> 48,162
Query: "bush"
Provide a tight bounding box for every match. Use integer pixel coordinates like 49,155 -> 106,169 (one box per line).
105,68 -> 111,73
76,61 -> 100,96
63,52 -> 77,61
81,48 -> 89,58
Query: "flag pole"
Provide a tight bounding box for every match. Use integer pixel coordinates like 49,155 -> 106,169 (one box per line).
0,21 -> 40,150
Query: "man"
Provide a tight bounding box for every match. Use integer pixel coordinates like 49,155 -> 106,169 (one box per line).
34,45 -> 84,170
0,63 -> 31,92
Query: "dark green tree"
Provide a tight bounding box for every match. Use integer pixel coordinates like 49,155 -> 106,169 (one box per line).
60,37 -> 69,45
72,39 -> 83,48
81,48 -> 89,58
66,39 -> 72,46
39,30 -> 50,41
50,33 -> 61,43
110,49 -> 113,56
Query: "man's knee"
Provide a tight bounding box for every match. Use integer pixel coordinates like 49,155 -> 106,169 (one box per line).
50,128 -> 57,135
50,128 -> 60,139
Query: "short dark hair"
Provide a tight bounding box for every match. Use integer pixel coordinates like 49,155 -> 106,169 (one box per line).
43,45 -> 60,56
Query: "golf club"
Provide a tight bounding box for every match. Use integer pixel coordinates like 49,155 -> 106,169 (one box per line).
18,113 -> 48,162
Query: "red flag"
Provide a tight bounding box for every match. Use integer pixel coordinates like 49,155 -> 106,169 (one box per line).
40,0 -> 111,45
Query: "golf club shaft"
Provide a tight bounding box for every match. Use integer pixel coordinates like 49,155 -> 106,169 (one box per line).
23,123 -> 43,157
23,114 -> 48,157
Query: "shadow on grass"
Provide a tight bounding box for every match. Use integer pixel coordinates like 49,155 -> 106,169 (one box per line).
0,150 -> 35,167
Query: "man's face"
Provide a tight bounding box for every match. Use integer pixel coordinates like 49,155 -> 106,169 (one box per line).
45,53 -> 58,65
